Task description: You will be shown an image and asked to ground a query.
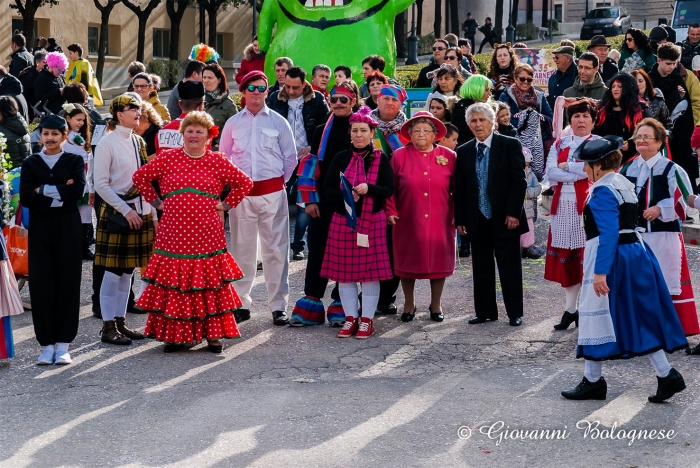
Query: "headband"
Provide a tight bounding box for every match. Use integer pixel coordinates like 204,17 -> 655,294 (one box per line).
330,86 -> 355,99
378,84 -> 407,103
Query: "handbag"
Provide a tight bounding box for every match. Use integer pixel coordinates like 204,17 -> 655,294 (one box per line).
106,212 -> 133,234
4,225 -> 29,276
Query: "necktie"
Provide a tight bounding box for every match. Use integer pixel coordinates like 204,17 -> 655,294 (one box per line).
477,142 -> 486,162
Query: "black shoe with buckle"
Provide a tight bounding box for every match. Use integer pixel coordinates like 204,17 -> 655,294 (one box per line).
272,310 -> 289,326
376,303 -> 398,315
234,308 -> 251,323
292,250 -> 304,260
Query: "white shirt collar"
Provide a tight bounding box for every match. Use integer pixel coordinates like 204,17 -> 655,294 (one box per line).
243,104 -> 270,117
475,132 -> 494,148
642,152 -> 663,169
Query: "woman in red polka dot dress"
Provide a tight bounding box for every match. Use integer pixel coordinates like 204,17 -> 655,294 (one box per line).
132,111 -> 253,353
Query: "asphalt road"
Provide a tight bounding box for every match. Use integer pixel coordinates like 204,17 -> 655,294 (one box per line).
1,212 -> 699,467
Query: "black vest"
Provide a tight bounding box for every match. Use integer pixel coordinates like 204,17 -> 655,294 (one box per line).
583,191 -> 639,244
622,161 -> 682,233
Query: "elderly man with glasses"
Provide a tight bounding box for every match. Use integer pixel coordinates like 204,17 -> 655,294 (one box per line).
548,42 -> 578,108
220,70 -> 298,327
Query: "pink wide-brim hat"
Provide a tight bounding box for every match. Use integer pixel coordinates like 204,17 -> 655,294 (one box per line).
400,111 -> 447,141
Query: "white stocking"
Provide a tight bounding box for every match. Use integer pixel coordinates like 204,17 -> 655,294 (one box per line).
338,282 -> 359,318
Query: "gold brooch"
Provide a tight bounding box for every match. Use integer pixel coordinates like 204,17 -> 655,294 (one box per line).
436,155 -> 449,166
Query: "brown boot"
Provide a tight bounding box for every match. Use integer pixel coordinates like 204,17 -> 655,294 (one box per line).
100,320 -> 132,345
115,316 -> 145,340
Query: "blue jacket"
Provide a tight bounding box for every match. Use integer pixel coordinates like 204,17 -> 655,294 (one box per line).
547,62 -> 577,108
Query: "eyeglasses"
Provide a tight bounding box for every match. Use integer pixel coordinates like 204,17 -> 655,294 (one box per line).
120,107 -> 141,114
246,85 -> 267,93
330,96 -> 350,104
411,129 -> 435,135
625,37 -> 634,42
432,46 -> 446,51
445,55 -> 458,60
517,77 -> 534,83
132,84 -> 151,90
633,135 -> 656,142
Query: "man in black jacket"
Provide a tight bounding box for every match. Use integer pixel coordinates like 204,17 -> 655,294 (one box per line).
588,35 -> 618,84
18,50 -> 47,118
681,23 -> 700,71
462,13 -> 479,51
455,102 -> 528,326
9,34 -> 33,77
0,66 -> 29,122
267,66 -> 330,259
414,39 -> 447,88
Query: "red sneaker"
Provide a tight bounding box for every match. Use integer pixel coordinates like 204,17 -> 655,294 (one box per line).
355,317 -> 374,339
337,316 -> 358,338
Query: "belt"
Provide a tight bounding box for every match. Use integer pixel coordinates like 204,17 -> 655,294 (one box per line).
248,176 -> 285,196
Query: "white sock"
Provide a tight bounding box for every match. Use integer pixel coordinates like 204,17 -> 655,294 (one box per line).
114,273 -> 133,319
584,360 -> 602,382
360,281 -> 380,320
338,282 -> 359,318
100,272 -> 121,321
564,284 -> 581,313
648,350 -> 671,378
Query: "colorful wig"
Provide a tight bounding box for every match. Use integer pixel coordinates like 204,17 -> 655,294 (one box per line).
460,74 -> 492,102
46,52 -> 69,70
189,44 -> 220,64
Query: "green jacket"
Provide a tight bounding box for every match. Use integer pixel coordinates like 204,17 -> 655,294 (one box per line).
619,48 -> 656,73
204,91 -> 238,150
562,74 -> 608,102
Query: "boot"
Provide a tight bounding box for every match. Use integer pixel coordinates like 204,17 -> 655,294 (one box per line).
648,368 -> 686,403
553,311 -> 579,330
100,320 -> 132,345
82,224 -> 95,260
115,316 -> 145,340
561,376 -> 607,400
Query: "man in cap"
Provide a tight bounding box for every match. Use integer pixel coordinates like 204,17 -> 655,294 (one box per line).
166,60 -> 205,121
220,70 -> 297,326
587,35 -> 618,83
156,80 -> 206,153
548,41 -> 577,108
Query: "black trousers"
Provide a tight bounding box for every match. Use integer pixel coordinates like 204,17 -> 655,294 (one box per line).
465,35 -> 476,51
29,211 -> 82,346
470,214 -> 523,320
304,204 -> 335,299
478,36 -> 495,54
379,224 -> 401,306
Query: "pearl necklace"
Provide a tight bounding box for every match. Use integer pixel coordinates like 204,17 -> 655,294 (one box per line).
183,148 -> 206,159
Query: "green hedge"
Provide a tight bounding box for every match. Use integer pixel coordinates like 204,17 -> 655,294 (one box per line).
395,32 -> 634,86
147,59 -> 189,88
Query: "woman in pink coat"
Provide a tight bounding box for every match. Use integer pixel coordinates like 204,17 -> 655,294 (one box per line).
386,111 -> 456,323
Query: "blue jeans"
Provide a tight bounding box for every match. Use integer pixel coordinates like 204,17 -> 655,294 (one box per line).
291,205 -> 310,252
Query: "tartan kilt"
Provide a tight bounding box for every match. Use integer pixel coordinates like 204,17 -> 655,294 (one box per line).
320,211 -> 393,283
94,203 -> 154,269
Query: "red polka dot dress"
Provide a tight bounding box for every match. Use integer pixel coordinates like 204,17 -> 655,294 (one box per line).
132,148 -> 253,345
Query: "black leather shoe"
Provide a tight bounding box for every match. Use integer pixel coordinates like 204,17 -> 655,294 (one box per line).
272,310 -> 289,326
458,249 -> 471,258
207,342 -> 223,354
509,317 -> 522,326
468,317 -> 496,324
554,311 -> 579,330
376,303 -> 398,315
163,344 -> 187,353
687,343 -> 700,355
648,368 -> 686,403
234,309 -> 251,323
429,305 -> 444,322
292,250 -> 304,260
521,247 -> 543,259
401,307 -> 417,322
561,376 -> 607,400
92,304 -> 102,319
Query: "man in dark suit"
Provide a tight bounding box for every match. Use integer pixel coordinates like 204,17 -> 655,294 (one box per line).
454,102 -> 528,326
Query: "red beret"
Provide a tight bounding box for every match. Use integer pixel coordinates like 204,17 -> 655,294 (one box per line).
692,126 -> 700,151
239,70 -> 268,91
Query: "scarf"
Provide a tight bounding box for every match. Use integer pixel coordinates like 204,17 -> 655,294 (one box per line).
296,114 -> 337,207
370,108 -> 406,152
511,84 -> 539,110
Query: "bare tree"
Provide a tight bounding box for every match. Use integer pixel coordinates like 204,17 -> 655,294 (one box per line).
448,0 -> 459,35
122,0 -> 162,63
526,0 -> 533,23
165,0 -> 190,61
92,0 -> 123,84
10,0 -> 59,46
512,0 -> 520,29
416,0 -> 423,36
433,0 -> 441,38
196,0 -> 243,48
495,0 -> 504,40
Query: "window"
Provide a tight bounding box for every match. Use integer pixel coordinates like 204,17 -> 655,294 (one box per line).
153,29 -> 170,59
216,34 -> 225,58
554,4 -> 563,22
12,18 -> 37,37
88,26 -> 102,54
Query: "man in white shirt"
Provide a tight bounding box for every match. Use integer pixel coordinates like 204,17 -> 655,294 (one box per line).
220,71 -> 297,326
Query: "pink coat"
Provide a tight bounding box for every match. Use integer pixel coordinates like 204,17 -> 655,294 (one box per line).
386,144 -> 456,279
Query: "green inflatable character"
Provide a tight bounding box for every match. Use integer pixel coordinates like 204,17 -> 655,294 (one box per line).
258,0 -> 413,85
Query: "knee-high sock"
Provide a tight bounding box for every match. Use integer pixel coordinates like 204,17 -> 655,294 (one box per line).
584,360 -> 602,382
360,281 -> 381,320
114,273 -> 133,319
648,350 -> 671,378
564,284 -> 581,313
338,282 -> 359,319
100,272 -> 120,321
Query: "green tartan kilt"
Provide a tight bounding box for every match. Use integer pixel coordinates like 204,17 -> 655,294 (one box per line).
94,203 -> 154,269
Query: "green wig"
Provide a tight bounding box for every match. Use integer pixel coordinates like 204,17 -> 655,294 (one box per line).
460,74 -> 492,101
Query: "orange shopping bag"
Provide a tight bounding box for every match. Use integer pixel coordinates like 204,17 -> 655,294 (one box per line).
5,226 -> 28,277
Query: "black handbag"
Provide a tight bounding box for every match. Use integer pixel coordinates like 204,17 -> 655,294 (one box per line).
106,213 -> 132,234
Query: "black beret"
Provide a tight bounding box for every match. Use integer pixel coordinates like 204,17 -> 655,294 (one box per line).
177,80 -> 205,100
39,114 -> 68,130
572,136 -> 624,163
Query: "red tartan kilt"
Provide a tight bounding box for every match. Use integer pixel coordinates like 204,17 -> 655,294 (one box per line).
544,229 -> 583,287
320,212 -> 393,283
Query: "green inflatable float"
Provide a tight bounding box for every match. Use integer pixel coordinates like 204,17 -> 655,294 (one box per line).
258,0 -> 414,84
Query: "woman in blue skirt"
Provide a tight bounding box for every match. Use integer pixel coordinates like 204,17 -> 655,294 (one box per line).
560,136 -> 688,403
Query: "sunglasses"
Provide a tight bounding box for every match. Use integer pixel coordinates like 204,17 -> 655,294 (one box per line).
433,46 -> 446,51
445,55 -> 458,60
330,96 -> 350,104
517,77 -> 534,83
246,85 -> 267,93
625,37 -> 634,42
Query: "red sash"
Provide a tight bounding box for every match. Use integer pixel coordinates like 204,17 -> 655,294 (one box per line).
550,139 -> 591,216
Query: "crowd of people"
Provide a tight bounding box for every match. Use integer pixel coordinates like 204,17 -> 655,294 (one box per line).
2,26 -> 700,404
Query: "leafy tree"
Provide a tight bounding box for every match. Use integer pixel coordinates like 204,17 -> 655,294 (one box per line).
122,0 -> 161,63
10,0 -> 59,46
92,0 -> 122,84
